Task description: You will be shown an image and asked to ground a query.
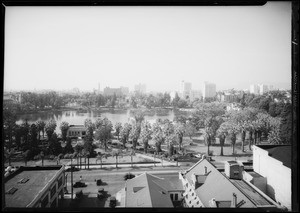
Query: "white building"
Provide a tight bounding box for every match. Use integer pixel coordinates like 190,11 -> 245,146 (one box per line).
202,82 -> 216,99
180,81 -> 192,99
250,84 -> 260,95
258,84 -> 269,95
252,145 -> 291,210
189,90 -> 202,101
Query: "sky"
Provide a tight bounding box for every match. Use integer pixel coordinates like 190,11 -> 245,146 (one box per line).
4,2 -> 291,92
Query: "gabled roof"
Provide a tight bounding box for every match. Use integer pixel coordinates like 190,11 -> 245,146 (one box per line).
125,172 -> 176,207
184,159 -> 275,208
256,145 -> 291,169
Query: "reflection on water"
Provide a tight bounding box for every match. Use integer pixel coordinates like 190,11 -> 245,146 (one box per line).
16,109 -> 175,134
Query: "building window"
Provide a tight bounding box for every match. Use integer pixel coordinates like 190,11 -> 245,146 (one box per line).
50,198 -> 57,208
197,201 -> 199,205
189,201 -> 191,204
175,194 -> 178,201
41,194 -> 49,208
51,185 -> 56,198
170,194 -> 174,200
58,176 -> 63,188
186,194 -> 188,199
186,183 -> 188,187
192,193 -> 194,196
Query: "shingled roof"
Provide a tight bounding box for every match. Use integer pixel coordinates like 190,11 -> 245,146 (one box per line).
125,172 -> 181,207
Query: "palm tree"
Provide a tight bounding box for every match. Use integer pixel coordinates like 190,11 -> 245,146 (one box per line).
216,131 -> 226,156
165,134 -> 177,157
60,121 -> 69,142
36,120 -> 46,140
112,149 -> 122,169
115,122 -> 122,140
174,123 -> 185,150
96,152 -> 107,169
140,121 -> 152,153
129,149 -> 135,168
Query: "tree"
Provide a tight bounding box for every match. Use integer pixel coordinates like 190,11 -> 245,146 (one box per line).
217,121 -> 239,155
267,117 -> 281,144
115,122 -> 122,140
29,124 -> 39,156
3,103 -> 17,151
49,133 -> 62,155
152,127 -> 164,153
96,152 -> 108,169
20,120 -> 30,150
185,122 -> 196,140
36,120 -> 46,140
45,119 -> 57,140
23,150 -> 31,166
165,134 -> 177,156
140,121 -> 152,153
129,123 -> 140,150
119,123 -> 132,148
4,149 -> 15,166
279,103 -> 292,144
172,92 -> 181,108
129,149 -> 136,168
112,149 -> 123,168
174,123 -> 185,150
217,132 -> 226,156
40,151 -> 45,166
94,118 -> 113,151
60,121 -> 69,142
84,118 -> 95,140
64,137 -> 74,154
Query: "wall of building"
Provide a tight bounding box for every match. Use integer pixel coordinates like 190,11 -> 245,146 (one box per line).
253,146 -> 291,210
179,173 -> 204,208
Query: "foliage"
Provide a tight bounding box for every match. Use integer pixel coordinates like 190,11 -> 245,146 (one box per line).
119,123 -> 132,147
140,121 -> 152,153
114,122 -> 122,139
49,133 -> 62,155
60,121 -> 69,142
45,119 -> 57,140
129,123 -> 140,149
94,118 -> 113,151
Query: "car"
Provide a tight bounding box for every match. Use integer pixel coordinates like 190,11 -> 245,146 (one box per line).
73,181 -> 87,188
97,188 -> 105,199
96,179 -> 102,186
65,166 -> 80,172
194,153 -> 202,158
109,196 -> 117,208
75,190 -> 83,199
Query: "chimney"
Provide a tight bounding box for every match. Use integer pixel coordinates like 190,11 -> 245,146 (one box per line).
232,193 -> 237,207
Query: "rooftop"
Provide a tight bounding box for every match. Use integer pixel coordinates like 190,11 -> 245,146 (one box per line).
257,145 -> 291,169
183,159 -> 277,208
4,166 -> 63,208
125,172 -> 183,207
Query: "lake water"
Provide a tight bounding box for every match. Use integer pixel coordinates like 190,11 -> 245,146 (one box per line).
16,109 -> 175,134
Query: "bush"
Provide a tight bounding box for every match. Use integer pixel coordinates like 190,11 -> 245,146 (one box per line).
48,155 -> 55,160
64,154 -> 72,159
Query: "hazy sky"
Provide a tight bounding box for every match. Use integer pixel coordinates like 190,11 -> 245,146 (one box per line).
4,2 -> 291,92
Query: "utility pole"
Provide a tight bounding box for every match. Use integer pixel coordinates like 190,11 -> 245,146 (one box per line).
71,158 -> 73,200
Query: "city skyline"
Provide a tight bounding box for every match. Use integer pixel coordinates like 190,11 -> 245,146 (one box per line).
4,2 -> 291,92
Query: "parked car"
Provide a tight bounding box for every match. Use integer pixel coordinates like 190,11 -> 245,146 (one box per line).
65,166 -> 80,172
96,179 -> 102,186
75,190 -> 83,199
97,188 -> 105,199
109,196 -> 117,208
73,181 -> 87,188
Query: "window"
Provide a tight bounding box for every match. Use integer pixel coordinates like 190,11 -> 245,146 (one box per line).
6,187 -> 18,194
186,194 -> 188,199
58,177 -> 63,188
18,178 -> 29,184
41,194 -> 49,208
189,201 -> 192,204
197,201 -> 199,205
50,185 -> 56,198
170,194 -> 174,200
50,198 -> 57,208
192,193 -> 194,196
175,194 -> 178,201
186,183 -> 188,187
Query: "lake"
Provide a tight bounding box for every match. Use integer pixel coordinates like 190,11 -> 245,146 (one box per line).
16,109 -> 175,134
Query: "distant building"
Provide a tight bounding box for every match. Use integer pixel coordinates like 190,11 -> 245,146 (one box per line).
120,86 -> 129,96
250,84 -> 260,95
116,172 -> 184,207
180,81 -> 192,99
179,157 -> 282,209
67,125 -> 86,137
202,82 -> 216,100
253,145 -> 291,210
169,91 -> 178,101
258,84 -> 269,95
134,83 -> 146,94
4,166 -> 65,208
103,87 -> 122,96
189,90 -> 202,101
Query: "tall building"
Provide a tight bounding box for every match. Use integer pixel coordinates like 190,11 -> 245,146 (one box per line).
250,84 -> 260,95
202,82 -> 216,100
134,83 -> 146,94
103,87 -> 122,96
120,86 -> 129,96
258,84 -> 269,95
180,81 -> 192,99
